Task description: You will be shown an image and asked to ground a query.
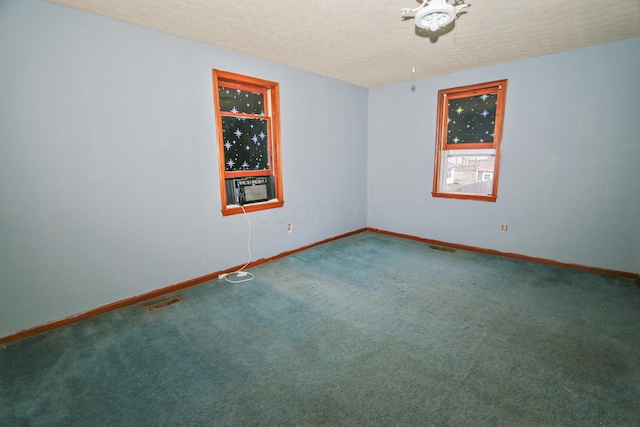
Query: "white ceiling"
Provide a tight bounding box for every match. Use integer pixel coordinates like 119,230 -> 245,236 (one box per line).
45,0 -> 640,88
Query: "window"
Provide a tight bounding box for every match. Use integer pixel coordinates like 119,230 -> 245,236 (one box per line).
212,70 -> 284,216
432,80 -> 507,202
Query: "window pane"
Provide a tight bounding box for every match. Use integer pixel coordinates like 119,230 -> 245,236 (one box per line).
221,117 -> 269,171
447,93 -> 497,144
442,152 -> 495,195
218,86 -> 265,115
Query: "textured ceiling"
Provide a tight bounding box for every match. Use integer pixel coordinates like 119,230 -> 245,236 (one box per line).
45,0 -> 640,88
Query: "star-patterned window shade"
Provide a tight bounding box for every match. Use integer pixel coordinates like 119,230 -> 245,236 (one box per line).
221,116 -> 269,171
218,86 -> 264,115
218,86 -> 269,171
433,80 -> 508,202
446,93 -> 497,145
213,70 -> 284,216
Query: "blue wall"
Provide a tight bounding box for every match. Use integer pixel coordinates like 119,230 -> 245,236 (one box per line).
368,36 -> 640,275
0,0 -> 368,337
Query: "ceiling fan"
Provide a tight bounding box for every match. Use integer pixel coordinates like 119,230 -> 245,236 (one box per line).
401,0 -> 469,32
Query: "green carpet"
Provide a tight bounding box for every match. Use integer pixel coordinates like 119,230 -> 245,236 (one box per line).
2,232 -> 639,426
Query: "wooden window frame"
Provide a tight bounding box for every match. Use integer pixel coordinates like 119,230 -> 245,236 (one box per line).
432,79 -> 508,202
212,70 -> 284,216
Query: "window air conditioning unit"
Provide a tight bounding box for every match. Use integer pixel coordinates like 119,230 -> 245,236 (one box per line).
225,176 -> 275,206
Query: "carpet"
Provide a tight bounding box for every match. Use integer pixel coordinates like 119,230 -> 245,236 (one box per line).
1,232 -> 639,426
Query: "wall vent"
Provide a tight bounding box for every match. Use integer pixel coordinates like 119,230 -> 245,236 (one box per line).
429,245 -> 456,253
145,296 -> 183,312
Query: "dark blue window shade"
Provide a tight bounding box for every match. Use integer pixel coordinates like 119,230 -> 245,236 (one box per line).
447,93 -> 497,144
221,117 -> 269,171
218,86 -> 265,115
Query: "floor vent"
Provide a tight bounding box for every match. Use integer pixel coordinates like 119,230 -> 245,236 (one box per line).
429,245 -> 456,253
146,296 -> 183,312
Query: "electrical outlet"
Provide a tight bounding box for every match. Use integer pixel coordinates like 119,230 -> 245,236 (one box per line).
501,224 -> 508,232
288,224 -> 293,233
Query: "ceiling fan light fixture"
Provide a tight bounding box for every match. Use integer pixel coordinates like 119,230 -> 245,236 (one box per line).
415,5 -> 454,31
402,0 -> 469,32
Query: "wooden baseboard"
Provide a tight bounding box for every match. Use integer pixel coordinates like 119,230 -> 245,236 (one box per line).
367,227 -> 640,287
0,228 -> 368,346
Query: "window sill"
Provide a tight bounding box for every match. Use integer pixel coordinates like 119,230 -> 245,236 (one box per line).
432,192 -> 497,202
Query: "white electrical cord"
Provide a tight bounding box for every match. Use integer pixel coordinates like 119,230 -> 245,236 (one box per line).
223,205 -> 255,283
